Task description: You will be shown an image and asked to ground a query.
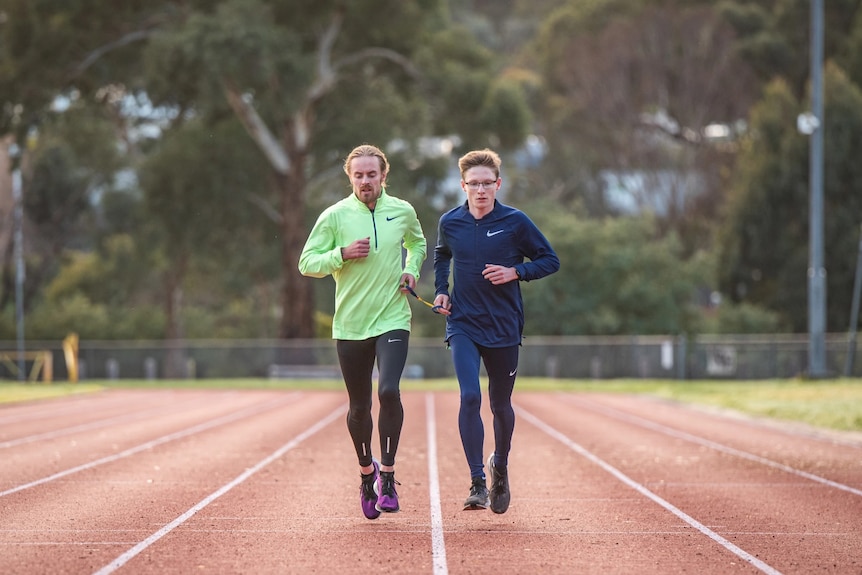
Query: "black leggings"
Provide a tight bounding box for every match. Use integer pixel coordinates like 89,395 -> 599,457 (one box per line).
336,330 -> 409,467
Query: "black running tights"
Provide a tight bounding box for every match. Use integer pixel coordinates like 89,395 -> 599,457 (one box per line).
336,330 -> 408,467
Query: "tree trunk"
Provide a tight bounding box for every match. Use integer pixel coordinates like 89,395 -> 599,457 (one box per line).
277,148 -> 315,339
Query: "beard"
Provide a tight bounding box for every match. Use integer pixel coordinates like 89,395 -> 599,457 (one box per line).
357,185 -> 381,207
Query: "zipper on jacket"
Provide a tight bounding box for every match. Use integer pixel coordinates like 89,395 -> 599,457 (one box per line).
370,208 -> 379,250
474,221 -> 480,266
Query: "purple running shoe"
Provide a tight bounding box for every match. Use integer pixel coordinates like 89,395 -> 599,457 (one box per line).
360,460 -> 381,520
376,470 -> 400,513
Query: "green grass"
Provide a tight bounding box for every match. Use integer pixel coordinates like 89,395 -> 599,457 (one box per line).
2,377 -> 861,434
0,383 -> 105,403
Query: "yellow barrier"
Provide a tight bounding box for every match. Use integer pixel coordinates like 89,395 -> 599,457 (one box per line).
1,350 -> 53,382
63,333 -> 79,383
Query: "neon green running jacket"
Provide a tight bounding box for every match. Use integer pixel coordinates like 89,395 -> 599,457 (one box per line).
298,189 -> 427,340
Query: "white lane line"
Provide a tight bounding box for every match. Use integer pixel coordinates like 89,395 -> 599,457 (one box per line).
0,394 -> 143,425
0,393 -> 302,498
0,397 -> 216,449
91,404 -> 345,575
569,397 -> 862,498
518,406 -> 785,575
0,391 -> 209,426
425,393 -> 448,575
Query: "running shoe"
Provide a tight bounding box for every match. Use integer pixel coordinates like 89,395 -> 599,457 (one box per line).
488,454 -> 510,514
463,476 -> 489,510
360,460 -> 381,520
376,470 -> 401,513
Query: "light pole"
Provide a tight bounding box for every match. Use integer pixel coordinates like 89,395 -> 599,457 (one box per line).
807,0 -> 827,377
9,142 -> 26,381
845,225 -> 862,376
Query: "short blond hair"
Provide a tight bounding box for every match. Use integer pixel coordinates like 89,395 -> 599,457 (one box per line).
343,144 -> 389,177
458,148 -> 501,180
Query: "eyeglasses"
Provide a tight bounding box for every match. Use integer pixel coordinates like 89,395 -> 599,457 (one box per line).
464,180 -> 498,190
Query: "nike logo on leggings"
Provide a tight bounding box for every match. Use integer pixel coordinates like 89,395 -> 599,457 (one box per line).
509,368 -> 517,376
388,338 -> 401,343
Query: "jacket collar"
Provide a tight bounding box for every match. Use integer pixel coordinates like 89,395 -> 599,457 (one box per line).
459,198 -> 500,221
349,187 -> 388,210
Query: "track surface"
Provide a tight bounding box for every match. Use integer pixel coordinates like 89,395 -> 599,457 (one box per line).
0,389 -> 860,574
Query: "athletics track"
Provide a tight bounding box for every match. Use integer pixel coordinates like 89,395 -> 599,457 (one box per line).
1,389 -> 860,574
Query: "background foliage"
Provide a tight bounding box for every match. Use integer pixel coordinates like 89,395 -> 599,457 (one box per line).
2,0 -> 862,342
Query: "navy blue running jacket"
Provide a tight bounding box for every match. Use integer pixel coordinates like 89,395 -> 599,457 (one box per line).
434,200 -> 560,347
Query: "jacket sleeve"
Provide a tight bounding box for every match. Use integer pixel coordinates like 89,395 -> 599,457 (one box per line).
516,216 -> 560,282
402,206 -> 427,279
433,216 -> 453,296
298,211 -> 343,278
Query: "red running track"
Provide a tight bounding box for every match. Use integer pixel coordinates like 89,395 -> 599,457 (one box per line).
0,389 -> 860,574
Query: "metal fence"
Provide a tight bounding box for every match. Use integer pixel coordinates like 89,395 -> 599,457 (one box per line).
2,333 -> 860,382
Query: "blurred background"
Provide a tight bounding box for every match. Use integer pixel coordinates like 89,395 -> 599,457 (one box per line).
2,0 -> 862,380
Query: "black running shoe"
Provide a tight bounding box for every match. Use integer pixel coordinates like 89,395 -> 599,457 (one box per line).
463,476 -> 489,510
488,454 -> 510,514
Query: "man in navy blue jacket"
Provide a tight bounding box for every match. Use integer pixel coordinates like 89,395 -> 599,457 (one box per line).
433,148 -> 560,514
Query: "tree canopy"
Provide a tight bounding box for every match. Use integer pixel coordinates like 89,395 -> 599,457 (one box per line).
717,64 -> 862,332
1,0 -> 532,340
3,0 -> 862,341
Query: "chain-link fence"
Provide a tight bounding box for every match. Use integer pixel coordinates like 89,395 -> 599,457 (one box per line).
1,333 -> 859,381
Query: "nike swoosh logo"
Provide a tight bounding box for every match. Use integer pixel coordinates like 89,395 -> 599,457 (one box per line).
487,229 -> 504,237
388,338 -> 402,343
509,369 -> 517,376
386,216 -> 400,221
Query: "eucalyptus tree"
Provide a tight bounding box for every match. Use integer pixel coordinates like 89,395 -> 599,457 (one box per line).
140,116 -> 271,341
1,0 -> 530,340
0,1 -> 170,335
0,1 -> 159,138
142,0 -> 530,338
528,0 -> 758,259
521,203 -> 703,336
0,100 -> 125,320
718,0 -> 862,99
717,64 -> 862,333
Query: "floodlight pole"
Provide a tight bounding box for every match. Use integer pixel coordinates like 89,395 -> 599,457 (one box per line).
9,143 -> 26,381
845,224 -> 862,376
808,0 -> 827,378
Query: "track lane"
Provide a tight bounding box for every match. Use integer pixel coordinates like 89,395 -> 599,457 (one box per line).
563,394 -> 862,496
0,390 -> 859,574
0,391 -> 342,574
91,392 -> 435,575
438,392 -> 773,575
0,391 -> 306,496
515,392 -> 862,574
0,390 -> 217,438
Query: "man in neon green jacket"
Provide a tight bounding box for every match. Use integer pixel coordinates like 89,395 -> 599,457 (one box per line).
299,144 -> 426,519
